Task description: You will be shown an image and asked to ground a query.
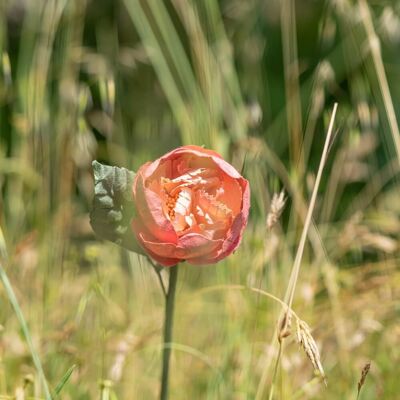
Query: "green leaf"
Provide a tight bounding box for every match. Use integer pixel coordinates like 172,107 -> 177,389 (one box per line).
90,160 -> 144,254
54,364 -> 77,396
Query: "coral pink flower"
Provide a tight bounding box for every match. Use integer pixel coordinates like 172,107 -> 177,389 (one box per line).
131,145 -> 250,266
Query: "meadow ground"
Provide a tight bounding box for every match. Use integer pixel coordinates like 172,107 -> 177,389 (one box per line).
0,0 -> 400,399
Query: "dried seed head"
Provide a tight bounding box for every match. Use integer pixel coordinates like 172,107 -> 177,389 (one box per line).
296,318 -> 326,385
266,191 -> 286,230
357,362 -> 371,395
23,374 -> 34,387
278,311 -> 292,342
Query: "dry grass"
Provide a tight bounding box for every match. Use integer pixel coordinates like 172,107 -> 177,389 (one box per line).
266,191 -> 287,230
295,318 -> 326,386
357,361 -> 371,399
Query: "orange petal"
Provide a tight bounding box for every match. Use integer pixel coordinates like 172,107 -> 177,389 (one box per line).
138,233 -> 180,259
133,168 -> 177,243
178,233 -> 223,260
188,181 -> 250,264
217,175 -> 243,216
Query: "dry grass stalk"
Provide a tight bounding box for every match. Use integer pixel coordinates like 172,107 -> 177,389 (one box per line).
256,104 -> 337,400
266,191 -> 287,230
357,362 -> 371,398
109,336 -> 133,382
295,318 -> 326,386
109,332 -> 153,382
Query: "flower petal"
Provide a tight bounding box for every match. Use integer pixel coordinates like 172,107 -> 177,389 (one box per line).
137,231 -> 223,262
217,175 -> 243,216
138,233 -> 180,259
143,146 -> 222,179
178,233 -> 223,260
141,248 -> 180,267
133,166 -> 177,243
189,180 -> 250,264
130,220 -> 179,266
130,146 -> 250,266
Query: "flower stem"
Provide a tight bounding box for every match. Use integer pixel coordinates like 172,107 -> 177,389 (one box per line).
160,264 -> 179,400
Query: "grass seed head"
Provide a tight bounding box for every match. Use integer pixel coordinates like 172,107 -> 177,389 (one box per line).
278,310 -> 292,342
295,318 -> 326,386
266,191 -> 287,230
357,362 -> 371,395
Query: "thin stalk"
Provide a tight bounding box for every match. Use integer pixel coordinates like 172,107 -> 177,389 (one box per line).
0,264 -> 52,400
281,0 -> 303,170
256,103 -> 338,400
358,0 -> 400,163
123,0 -> 192,142
160,265 -> 179,400
150,260 -> 167,297
285,103 -> 338,314
99,380 -> 112,400
0,229 -> 52,400
268,344 -> 282,400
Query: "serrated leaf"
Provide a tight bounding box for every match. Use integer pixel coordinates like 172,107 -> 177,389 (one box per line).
90,160 -> 144,254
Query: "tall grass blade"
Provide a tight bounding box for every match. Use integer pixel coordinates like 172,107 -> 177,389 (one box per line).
0,233 -> 52,400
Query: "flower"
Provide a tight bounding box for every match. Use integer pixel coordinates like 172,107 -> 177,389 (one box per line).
131,145 -> 250,266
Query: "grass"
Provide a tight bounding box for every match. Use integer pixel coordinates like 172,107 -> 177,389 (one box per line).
1,0 -> 400,398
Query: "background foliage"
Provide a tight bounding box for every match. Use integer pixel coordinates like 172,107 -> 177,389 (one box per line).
1,0 -> 400,398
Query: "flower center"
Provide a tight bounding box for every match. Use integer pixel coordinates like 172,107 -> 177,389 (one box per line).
162,177 -> 194,233
161,168 -> 232,236
165,189 -> 180,220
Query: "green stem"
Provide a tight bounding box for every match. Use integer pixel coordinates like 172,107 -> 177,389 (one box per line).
0,227 -> 51,398
268,342 -> 282,400
160,265 -> 179,400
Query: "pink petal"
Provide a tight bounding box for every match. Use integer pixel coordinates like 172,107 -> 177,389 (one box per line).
181,145 -> 223,159
178,233 -> 223,259
141,248 -> 180,267
131,146 -> 250,266
188,180 -> 250,264
131,220 -> 179,266
217,176 -> 243,216
187,215 -> 243,264
138,232 -> 223,261
133,167 -> 177,243
142,146 -> 222,179
138,233 -> 180,259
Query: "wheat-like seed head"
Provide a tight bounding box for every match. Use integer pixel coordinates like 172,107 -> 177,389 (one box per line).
357,362 -> 371,396
295,318 -> 327,386
266,191 -> 287,230
278,310 -> 292,342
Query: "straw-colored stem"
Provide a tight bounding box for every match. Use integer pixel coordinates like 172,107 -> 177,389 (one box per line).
256,103 -> 338,400
285,103 -> 338,311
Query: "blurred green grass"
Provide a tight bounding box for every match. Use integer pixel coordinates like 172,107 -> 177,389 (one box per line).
0,0 -> 400,398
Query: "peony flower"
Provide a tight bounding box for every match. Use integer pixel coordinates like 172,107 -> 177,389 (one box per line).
131,145 -> 250,266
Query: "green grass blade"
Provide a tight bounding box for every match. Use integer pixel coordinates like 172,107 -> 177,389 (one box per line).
0,228 -> 52,400
54,364 -> 77,396
0,264 -> 52,399
123,0 -> 192,143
